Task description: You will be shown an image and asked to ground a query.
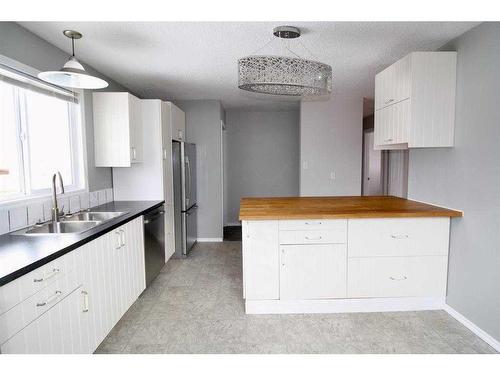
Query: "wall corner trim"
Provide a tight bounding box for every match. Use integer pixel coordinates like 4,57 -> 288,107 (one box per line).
444,304 -> 500,353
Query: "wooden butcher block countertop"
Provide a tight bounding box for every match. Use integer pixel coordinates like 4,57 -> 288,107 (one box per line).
239,196 -> 462,220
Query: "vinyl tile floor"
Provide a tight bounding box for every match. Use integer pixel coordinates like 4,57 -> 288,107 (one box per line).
95,241 -> 497,354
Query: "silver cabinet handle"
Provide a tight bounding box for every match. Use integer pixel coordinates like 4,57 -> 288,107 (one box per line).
385,138 -> 394,142
390,234 -> 409,239
131,147 -> 137,160
305,221 -> 322,226
37,290 -> 62,307
120,229 -> 126,248
115,231 -> 121,249
33,268 -> 60,283
163,148 -> 167,160
281,248 -> 285,266
82,290 -> 89,313
305,236 -> 322,240
389,276 -> 408,281
385,98 -> 395,104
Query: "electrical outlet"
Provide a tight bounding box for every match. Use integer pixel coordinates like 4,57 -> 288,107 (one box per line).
302,161 -> 309,170
330,171 -> 336,180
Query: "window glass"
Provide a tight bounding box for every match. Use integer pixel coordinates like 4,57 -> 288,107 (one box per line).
0,81 -> 23,199
25,91 -> 74,190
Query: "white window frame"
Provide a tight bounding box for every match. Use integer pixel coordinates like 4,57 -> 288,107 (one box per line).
0,55 -> 88,206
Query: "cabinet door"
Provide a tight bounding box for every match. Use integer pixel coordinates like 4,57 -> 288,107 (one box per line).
129,94 -> 143,163
161,102 -> 174,204
1,286 -> 87,354
124,217 -> 146,300
280,244 -> 347,300
374,99 -> 410,148
242,221 -> 279,300
171,104 -> 186,141
165,203 -> 175,261
375,55 -> 411,110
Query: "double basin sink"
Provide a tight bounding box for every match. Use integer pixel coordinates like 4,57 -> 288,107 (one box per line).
13,211 -> 128,236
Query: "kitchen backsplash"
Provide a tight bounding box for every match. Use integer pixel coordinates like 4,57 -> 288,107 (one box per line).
0,188 -> 113,235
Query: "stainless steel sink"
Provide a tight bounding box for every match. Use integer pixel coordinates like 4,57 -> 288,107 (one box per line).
63,211 -> 127,222
23,221 -> 101,235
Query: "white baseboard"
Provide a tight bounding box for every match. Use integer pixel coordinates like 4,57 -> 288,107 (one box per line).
444,304 -> 500,352
245,297 -> 446,315
197,238 -> 223,242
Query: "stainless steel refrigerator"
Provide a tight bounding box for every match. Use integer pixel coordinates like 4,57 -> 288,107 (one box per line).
172,141 -> 197,257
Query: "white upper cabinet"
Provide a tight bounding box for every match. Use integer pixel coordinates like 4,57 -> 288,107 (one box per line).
169,102 -> 186,141
374,52 -> 457,149
93,92 -> 143,167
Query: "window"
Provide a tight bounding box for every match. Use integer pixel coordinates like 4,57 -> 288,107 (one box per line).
0,65 -> 85,202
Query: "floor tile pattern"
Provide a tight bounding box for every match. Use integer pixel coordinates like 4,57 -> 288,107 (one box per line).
96,242 -> 497,354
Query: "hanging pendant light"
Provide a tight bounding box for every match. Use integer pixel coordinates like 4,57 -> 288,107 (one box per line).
238,26 -> 332,97
38,30 -> 108,90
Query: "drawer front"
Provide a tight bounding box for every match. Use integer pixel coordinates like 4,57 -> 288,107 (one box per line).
0,249 -> 79,316
348,218 -> 450,257
0,269 -> 80,345
279,219 -> 347,232
279,230 -> 346,245
347,256 -> 448,298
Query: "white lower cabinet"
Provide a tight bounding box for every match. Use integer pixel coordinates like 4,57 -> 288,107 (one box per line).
0,216 -> 146,354
242,217 -> 451,313
280,244 -> 347,300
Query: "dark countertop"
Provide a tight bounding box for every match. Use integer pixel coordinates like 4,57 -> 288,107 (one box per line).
0,200 -> 164,287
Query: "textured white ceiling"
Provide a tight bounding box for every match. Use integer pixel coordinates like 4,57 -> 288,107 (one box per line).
19,22 -> 477,110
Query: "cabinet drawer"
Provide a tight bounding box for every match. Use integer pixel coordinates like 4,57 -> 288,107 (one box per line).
0,249 -> 79,316
347,256 -> 448,298
348,218 -> 450,257
279,219 -> 347,232
279,230 -> 346,245
0,269 -> 80,345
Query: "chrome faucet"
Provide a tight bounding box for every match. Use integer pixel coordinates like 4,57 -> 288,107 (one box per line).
52,171 -> 65,223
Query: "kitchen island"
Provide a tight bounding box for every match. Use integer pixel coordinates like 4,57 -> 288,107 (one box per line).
239,196 -> 462,314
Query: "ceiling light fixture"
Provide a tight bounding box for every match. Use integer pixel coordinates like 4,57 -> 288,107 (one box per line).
238,26 -> 332,97
38,30 -> 108,90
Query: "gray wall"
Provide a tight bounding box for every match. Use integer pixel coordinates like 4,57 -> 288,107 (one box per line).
408,23 -> 500,341
0,22 -> 132,191
176,100 -> 224,240
225,109 -> 300,225
300,96 -> 363,196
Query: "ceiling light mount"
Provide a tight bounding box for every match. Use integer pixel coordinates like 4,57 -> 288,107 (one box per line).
273,26 -> 301,39
38,29 -> 108,90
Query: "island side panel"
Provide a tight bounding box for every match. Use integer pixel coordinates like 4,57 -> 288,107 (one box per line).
242,220 -> 279,300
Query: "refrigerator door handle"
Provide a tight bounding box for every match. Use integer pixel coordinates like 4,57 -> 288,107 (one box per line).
185,155 -> 192,207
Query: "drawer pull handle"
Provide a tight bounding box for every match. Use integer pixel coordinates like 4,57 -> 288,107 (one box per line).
305,236 -> 322,240
385,99 -> 395,104
305,222 -> 322,225
82,290 -> 89,312
390,234 -> 409,239
33,268 -> 60,283
36,290 -> 62,307
385,138 -> 394,143
389,276 -> 408,281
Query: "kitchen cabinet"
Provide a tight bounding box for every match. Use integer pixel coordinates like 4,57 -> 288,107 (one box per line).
168,102 -> 186,142
93,92 -> 143,166
0,217 -> 145,353
280,244 -> 347,300
242,216 -> 451,314
374,52 -> 457,149
112,100 -> 177,261
242,221 -> 279,300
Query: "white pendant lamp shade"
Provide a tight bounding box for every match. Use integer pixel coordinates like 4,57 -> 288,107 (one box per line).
38,30 -> 108,90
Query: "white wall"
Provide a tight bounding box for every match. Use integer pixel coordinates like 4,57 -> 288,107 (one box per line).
407,23 -> 500,342
225,109 -> 300,225
176,100 -> 224,241
0,22 -> 133,191
300,96 -> 363,196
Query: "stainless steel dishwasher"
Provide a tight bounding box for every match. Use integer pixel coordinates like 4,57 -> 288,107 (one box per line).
143,205 -> 165,286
